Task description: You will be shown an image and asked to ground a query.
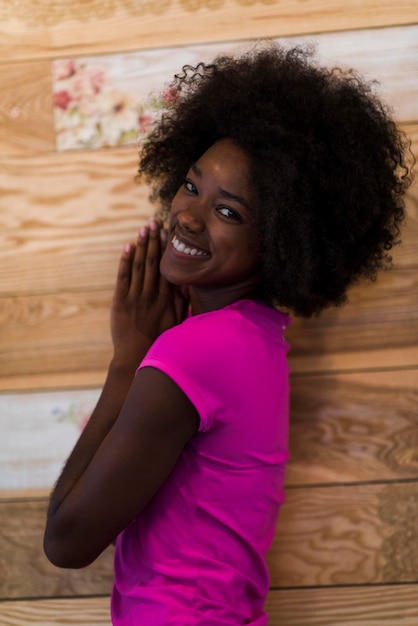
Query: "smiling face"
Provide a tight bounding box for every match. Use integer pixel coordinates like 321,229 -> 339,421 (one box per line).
160,138 -> 262,311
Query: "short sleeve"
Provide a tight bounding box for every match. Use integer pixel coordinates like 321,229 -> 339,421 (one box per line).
137,315 -> 222,431
137,304 -> 290,436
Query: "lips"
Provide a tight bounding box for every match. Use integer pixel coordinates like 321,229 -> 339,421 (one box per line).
171,233 -> 210,257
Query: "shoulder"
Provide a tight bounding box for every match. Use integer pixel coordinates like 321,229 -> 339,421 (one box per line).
139,301 -> 290,431
140,299 -> 290,389
147,300 -> 289,358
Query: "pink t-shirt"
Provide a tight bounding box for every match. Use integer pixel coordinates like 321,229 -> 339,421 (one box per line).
111,300 -> 291,625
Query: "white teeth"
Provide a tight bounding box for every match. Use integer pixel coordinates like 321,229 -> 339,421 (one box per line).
172,235 -> 208,257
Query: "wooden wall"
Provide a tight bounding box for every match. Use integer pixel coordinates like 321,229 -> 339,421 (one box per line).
1,1 -> 417,624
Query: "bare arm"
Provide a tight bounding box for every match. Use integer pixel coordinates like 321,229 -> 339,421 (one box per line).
44,221 -> 198,568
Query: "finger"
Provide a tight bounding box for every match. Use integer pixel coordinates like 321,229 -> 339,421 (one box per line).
160,227 -> 168,250
129,226 -> 149,296
143,219 -> 162,293
113,242 -> 136,302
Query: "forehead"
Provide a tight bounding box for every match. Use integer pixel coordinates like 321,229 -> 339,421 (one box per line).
194,139 -> 252,195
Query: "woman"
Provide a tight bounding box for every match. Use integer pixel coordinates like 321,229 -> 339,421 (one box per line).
44,44 -> 412,625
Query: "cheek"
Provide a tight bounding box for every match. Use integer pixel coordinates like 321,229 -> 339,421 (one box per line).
168,193 -> 181,220
224,237 -> 260,276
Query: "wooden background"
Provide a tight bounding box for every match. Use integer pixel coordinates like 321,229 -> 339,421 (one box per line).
1,1 -> 417,624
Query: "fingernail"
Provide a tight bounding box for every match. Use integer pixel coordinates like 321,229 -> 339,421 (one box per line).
139,226 -> 148,238
149,219 -> 158,231
124,243 -> 131,253
160,229 -> 168,244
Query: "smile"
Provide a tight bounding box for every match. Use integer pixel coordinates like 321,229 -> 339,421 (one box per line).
171,235 -> 210,257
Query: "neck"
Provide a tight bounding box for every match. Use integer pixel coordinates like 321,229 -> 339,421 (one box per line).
189,284 -> 266,315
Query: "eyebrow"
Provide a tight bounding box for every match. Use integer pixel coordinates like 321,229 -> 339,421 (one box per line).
190,162 -> 250,209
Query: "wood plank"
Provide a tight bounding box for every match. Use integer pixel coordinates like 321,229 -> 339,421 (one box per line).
0,597 -> 111,626
269,481 -> 418,587
1,266 -> 416,391
0,125 -> 416,298
0,1 -> 418,61
287,266 -> 418,374
0,290 -> 113,381
1,31 -> 416,157
0,370 -> 416,492
0,148 -> 152,296
0,371 -> 106,394
265,584 -> 418,625
2,585 -> 417,626
0,388 -> 101,491
0,61 -> 55,156
0,585 -> 418,626
0,499 -> 114,600
47,30 -> 418,154
2,483 -> 417,599
287,369 -> 418,485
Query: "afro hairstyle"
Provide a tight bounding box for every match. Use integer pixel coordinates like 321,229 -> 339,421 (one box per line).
138,43 -> 413,317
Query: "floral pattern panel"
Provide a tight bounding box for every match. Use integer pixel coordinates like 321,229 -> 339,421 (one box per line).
52,29 -> 417,151
0,389 -> 100,490
52,42 -> 242,151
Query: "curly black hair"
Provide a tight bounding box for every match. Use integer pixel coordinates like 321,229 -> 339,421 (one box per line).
138,43 -> 413,317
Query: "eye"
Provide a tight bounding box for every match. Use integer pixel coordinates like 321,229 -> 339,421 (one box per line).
184,179 -> 197,194
217,206 -> 243,222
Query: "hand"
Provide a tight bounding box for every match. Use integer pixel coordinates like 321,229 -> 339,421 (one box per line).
111,219 -> 189,370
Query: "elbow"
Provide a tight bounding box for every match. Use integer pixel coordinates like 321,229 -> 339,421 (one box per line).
43,535 -> 90,569
43,521 -> 99,569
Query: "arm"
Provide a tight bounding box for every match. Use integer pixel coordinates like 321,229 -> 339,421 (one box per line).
44,221 -> 199,569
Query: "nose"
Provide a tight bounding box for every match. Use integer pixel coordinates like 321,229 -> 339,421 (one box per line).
176,201 -> 206,234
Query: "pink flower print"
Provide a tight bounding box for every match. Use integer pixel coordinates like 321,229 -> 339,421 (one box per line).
54,59 -> 77,81
162,86 -> 180,106
53,90 -> 72,111
139,113 -> 153,134
71,66 -> 106,103
89,68 -> 106,95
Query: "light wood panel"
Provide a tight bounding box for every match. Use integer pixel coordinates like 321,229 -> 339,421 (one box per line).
287,267 -> 418,374
287,369 -> 418,485
0,148 -> 151,297
0,61 -> 55,156
265,584 -> 418,626
1,30 -> 418,157
2,585 -> 418,626
2,482 -> 417,599
0,290 -> 113,381
1,267 -> 416,392
1,0 -> 418,62
1,126 -> 416,296
0,499 -> 114,600
1,369 -> 416,491
0,597 -> 111,626
269,481 -> 418,587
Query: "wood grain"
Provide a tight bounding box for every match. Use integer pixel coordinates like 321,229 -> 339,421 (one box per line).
287,266 -> 418,374
269,481 -> 418,587
0,597 -> 111,626
0,499 -> 114,600
1,5 -> 417,625
1,32 -> 417,158
265,584 -> 418,625
1,267 -> 416,391
0,124 -> 416,297
0,147 -> 152,296
287,369 -> 418,485
0,0 -> 418,61
0,370 -> 416,491
1,483 -> 417,599
0,290 -> 113,381
0,61 -> 55,156
2,585 -> 418,626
